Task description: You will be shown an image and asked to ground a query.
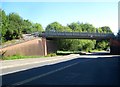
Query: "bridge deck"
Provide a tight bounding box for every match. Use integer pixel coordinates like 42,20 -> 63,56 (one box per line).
39,32 -> 115,39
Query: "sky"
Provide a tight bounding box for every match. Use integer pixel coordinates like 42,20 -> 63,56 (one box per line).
1,1 -> 119,34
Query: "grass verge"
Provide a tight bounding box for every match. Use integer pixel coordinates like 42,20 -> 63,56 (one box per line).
2,53 -> 57,60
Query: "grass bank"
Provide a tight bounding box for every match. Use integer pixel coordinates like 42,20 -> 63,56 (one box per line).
1,53 -> 57,60
56,51 -> 83,55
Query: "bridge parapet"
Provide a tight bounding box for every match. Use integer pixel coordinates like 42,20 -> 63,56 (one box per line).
39,31 -> 115,40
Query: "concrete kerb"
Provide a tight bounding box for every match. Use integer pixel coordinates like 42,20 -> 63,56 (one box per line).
1,54 -> 80,70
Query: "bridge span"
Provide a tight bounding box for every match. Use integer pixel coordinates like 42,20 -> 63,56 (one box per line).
39,32 -> 115,40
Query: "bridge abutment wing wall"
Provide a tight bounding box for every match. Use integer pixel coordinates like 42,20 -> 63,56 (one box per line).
0,38 -> 46,57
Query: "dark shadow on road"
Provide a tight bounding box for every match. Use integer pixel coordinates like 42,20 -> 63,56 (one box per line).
1,55 -> 120,87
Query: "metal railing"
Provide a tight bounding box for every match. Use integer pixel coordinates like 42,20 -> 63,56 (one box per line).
39,31 -> 115,39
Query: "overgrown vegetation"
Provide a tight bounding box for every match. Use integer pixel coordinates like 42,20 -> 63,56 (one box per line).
2,54 -> 43,60
2,53 -> 57,60
45,53 -> 57,57
0,9 -> 43,43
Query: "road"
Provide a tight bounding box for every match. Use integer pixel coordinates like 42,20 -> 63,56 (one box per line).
1,55 -> 120,87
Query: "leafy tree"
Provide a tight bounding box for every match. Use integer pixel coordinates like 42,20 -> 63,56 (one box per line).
1,9 -> 44,42
22,19 -> 32,34
6,13 -> 24,40
95,40 -> 109,50
101,26 -> 112,33
4,29 -> 13,40
81,23 -> 96,33
63,26 -> 72,32
46,22 -> 64,32
0,9 -> 8,42
32,23 -> 43,32
97,28 -> 103,33
68,22 -> 82,32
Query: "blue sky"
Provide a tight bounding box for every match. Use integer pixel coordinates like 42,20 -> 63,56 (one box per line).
1,1 -> 119,34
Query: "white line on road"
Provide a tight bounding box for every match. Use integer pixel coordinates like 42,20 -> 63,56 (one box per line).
12,59 -> 91,86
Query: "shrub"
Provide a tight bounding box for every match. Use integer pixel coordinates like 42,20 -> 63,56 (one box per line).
46,53 -> 57,57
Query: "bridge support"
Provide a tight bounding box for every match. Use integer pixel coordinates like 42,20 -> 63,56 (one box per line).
42,38 -> 47,56
110,39 -> 120,55
41,37 -> 58,55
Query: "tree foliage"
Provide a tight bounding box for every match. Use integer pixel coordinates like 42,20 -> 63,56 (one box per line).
46,22 -> 64,32
46,22 -> 113,51
0,9 -> 43,42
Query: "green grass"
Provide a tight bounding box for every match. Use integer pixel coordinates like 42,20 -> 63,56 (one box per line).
89,49 -> 105,52
57,50 -> 84,53
2,53 -> 57,60
56,50 -> 82,55
45,53 -> 57,57
2,55 -> 44,60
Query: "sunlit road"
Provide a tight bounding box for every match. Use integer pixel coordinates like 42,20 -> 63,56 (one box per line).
1,55 -> 120,87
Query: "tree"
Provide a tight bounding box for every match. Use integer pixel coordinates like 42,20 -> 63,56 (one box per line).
32,23 -> 43,33
95,40 -> 109,50
81,23 -> 96,33
101,26 -> 112,33
22,19 -> 32,34
6,13 -> 24,40
1,9 -> 44,42
0,9 -> 8,42
97,28 -> 103,33
68,22 -> 82,32
46,22 -> 64,32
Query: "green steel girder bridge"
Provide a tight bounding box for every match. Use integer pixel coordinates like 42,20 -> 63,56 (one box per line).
39,31 -> 115,40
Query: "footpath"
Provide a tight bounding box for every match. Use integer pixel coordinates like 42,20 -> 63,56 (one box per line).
0,54 -> 80,75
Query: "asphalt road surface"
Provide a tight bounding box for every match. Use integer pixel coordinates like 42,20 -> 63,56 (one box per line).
1,55 -> 120,87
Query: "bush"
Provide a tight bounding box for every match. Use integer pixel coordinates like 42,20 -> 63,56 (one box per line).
46,53 -> 57,57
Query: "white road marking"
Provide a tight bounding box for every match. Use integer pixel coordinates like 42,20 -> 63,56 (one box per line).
12,59 -> 91,86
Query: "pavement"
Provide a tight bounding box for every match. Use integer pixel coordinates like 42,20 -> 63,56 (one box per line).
0,54 -> 80,75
